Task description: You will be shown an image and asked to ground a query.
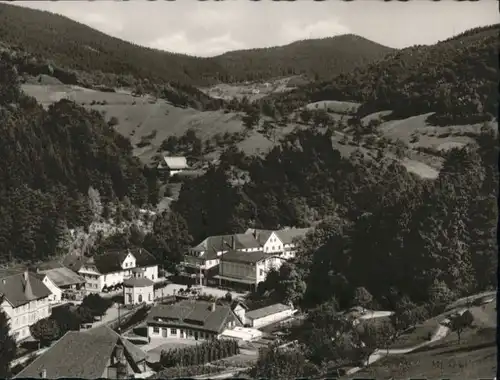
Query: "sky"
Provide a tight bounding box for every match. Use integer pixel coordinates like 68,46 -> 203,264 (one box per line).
16,0 -> 499,57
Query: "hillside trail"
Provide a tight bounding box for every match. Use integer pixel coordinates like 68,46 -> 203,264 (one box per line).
346,324 -> 450,375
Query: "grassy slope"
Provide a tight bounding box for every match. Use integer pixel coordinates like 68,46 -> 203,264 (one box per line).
23,81 -> 493,181
344,297 -> 497,380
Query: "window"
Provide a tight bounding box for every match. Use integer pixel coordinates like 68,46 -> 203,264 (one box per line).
153,327 -> 159,334
170,328 -> 177,335
127,294 -> 132,304
152,275 -> 155,280
148,293 -> 152,301
187,330 -> 193,337
138,294 -> 143,303
259,269 -> 264,276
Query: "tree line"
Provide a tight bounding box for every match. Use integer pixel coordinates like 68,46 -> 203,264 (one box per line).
0,61 -> 160,265
268,24 -> 498,126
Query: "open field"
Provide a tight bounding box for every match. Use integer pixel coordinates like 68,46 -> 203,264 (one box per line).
21,82 -> 492,179
344,297 -> 497,380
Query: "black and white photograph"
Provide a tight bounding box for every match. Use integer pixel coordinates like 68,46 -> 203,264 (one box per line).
0,0 -> 497,379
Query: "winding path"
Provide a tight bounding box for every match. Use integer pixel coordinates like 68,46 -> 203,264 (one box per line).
346,324 -> 450,375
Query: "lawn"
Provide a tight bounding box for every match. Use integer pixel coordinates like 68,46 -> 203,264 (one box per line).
344,325 -> 496,380
388,317 -> 441,349
343,298 -> 497,380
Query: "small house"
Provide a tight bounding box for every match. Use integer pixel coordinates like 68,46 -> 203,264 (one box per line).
157,156 -> 189,176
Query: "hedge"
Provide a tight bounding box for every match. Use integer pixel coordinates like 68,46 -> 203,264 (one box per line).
160,338 -> 239,367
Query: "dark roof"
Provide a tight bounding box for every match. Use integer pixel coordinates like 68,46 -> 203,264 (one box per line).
192,234 -> 261,254
0,270 -> 52,307
36,260 -> 66,271
62,254 -> 88,273
221,250 -> 271,264
275,228 -> 312,245
14,325 -> 147,379
123,277 -> 154,288
93,248 -> 156,275
130,247 -> 157,267
93,251 -> 129,274
245,227 -> 312,246
245,303 -> 293,320
148,300 -> 241,334
39,267 -> 85,288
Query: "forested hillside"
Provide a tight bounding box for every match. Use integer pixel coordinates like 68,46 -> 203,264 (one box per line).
170,124 -> 498,308
212,35 -> 393,82
0,3 -> 392,87
270,24 -> 498,126
0,61 -> 159,265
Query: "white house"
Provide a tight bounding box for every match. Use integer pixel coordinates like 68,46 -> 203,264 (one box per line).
147,300 -> 242,341
157,156 -> 189,176
36,274 -> 62,305
213,250 -> 285,291
243,303 -> 296,329
0,270 -> 52,342
65,248 -> 158,293
245,227 -> 312,259
181,234 -> 261,286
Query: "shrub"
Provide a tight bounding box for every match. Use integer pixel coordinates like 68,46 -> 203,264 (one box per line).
160,338 -> 239,368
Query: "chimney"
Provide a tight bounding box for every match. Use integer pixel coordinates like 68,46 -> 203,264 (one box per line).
231,236 -> 235,250
40,369 -> 47,379
253,229 -> 257,239
2,279 -> 5,285
211,302 -> 216,312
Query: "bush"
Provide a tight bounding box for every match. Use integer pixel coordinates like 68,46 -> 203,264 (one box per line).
155,364 -> 226,379
160,338 -> 239,368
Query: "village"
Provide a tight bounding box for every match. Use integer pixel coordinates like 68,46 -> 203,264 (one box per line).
1,224 -> 322,379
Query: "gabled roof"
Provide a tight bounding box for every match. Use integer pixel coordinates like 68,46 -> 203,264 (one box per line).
62,254 -> 88,273
221,250 -> 273,264
38,267 -> 86,288
275,227 -> 312,245
0,270 -> 52,308
14,325 -> 147,379
93,251 -> 129,274
129,247 -> 157,268
148,300 -> 241,334
245,303 -> 293,320
245,227 -> 312,245
192,234 -> 261,254
159,156 -> 188,170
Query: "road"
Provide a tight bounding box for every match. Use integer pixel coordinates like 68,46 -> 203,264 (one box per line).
346,324 -> 450,375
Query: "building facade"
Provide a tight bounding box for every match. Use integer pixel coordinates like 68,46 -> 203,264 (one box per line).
214,250 -> 285,290
123,271 -> 155,306
67,248 -> 159,293
147,300 -> 241,341
0,270 -> 52,342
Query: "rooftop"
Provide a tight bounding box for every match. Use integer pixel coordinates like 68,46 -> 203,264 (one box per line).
221,250 -> 273,264
14,325 -> 147,379
245,227 -> 312,245
245,303 -> 294,320
159,156 -> 189,170
148,300 -> 241,334
0,270 -> 52,307
123,277 -> 154,288
38,267 -> 85,288
192,234 -> 261,255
